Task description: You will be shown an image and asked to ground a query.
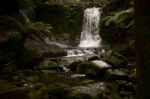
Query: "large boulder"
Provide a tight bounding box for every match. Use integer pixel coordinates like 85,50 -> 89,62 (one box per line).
102,50 -> 128,68
69,61 -> 108,78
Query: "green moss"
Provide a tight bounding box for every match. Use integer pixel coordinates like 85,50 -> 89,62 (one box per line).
102,50 -> 128,68
47,83 -> 72,99
80,80 -> 95,85
27,84 -> 48,99
68,91 -> 92,99
69,61 -> 106,79
36,60 -> 58,70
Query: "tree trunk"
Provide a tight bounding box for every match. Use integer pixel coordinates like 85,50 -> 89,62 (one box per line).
134,0 -> 150,99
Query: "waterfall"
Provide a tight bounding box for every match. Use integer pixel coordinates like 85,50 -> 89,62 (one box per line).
65,7 -> 104,58
79,7 -> 102,48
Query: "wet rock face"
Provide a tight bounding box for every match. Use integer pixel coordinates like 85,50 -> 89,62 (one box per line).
36,4 -> 84,46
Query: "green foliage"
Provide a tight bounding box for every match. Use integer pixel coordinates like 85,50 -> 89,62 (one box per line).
0,15 -> 52,68
0,15 -> 52,38
102,7 -> 133,28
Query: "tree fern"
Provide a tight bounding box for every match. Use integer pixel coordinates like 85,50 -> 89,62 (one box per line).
102,7 -> 133,28
0,15 -> 52,39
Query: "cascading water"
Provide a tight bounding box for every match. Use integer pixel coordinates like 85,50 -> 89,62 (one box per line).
79,7 -> 102,48
65,7 -> 104,58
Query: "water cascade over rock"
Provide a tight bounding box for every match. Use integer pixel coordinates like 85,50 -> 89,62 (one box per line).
79,7 -> 102,48
66,7 -> 103,58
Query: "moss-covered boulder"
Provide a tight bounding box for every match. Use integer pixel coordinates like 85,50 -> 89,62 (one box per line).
78,61 -> 108,78
102,50 -> 128,68
36,60 -> 58,70
69,61 -> 107,78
